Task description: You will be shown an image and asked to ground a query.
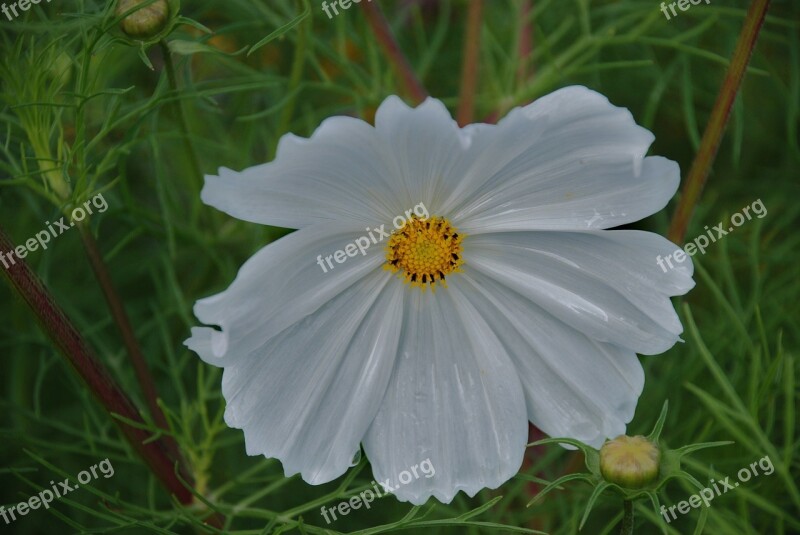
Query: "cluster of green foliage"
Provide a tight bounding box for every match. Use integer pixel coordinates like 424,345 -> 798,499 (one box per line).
0,0 -> 797,533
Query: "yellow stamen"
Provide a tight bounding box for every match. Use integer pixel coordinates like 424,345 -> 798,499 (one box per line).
384,215 -> 464,291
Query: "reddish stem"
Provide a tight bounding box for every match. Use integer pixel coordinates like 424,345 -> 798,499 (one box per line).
456,0 -> 484,126
361,1 -> 428,104
0,226 -> 193,505
516,0 -> 534,86
77,224 -> 191,483
668,0 -> 771,243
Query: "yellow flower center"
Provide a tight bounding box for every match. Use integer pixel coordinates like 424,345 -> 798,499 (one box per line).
385,216 -> 464,290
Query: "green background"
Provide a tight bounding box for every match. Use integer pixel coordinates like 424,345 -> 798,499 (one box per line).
1,0 -> 798,533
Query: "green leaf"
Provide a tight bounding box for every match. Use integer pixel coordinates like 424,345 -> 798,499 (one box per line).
137,45 -> 154,70
168,39 -> 247,57
579,481 -> 611,529
647,400 -> 670,442
248,0 -> 310,56
527,472 -> 594,507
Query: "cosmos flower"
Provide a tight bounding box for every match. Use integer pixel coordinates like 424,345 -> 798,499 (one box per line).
185,86 -> 694,505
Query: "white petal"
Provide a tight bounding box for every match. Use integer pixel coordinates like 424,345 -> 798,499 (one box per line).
372,96 -> 490,211
456,272 -> 644,448
201,115 -> 401,229
465,231 -> 687,354
185,222 -> 385,367
201,96 -> 490,230
363,286 -> 528,505
439,86 -> 679,231
219,270 -> 404,484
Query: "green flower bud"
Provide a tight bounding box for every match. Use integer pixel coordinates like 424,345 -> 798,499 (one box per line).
116,0 -> 169,39
529,402 -> 732,532
599,435 -> 660,489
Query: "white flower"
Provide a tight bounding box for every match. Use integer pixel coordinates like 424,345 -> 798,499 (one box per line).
185,86 -> 694,505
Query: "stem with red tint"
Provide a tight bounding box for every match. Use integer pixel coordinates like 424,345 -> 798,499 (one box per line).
361,1 -> 428,104
456,0 -> 483,126
668,0 -> 771,243
0,225 -> 193,505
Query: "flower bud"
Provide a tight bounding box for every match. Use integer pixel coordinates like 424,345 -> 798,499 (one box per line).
116,0 -> 169,39
599,435 -> 660,489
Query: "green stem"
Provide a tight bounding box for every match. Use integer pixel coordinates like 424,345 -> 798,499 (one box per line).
69,26 -> 193,487
273,0 -> 309,158
159,40 -> 204,217
668,0 -> 771,243
620,499 -> 634,535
